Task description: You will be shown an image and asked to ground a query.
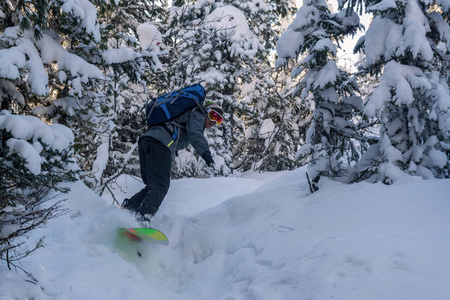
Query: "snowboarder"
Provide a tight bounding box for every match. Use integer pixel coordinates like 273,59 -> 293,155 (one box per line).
121,101 -> 224,222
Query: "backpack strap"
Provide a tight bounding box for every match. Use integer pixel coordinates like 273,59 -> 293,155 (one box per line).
163,105 -> 203,137
155,99 -> 207,148
161,114 -> 188,148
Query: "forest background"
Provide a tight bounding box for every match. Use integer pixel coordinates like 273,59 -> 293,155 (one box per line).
0,0 -> 449,270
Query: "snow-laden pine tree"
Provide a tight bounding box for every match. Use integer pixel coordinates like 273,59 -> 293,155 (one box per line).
348,0 -> 450,182
276,0 -> 365,189
0,1 -> 167,195
236,0 -> 297,51
0,0 -> 114,190
89,1 -> 168,196
0,1 -> 107,185
0,112 -> 76,274
0,1 -> 104,112
236,69 -> 304,172
230,0 -> 305,172
165,3 -> 264,176
0,1 -> 105,268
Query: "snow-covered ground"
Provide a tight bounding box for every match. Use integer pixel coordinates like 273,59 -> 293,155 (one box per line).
1,167 -> 450,300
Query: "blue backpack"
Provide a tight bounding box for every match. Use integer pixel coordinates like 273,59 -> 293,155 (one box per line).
145,84 -> 206,127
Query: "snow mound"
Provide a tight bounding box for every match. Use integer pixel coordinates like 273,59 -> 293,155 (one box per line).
1,168 -> 450,299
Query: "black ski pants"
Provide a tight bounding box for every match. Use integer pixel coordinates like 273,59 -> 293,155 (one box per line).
123,136 -> 171,217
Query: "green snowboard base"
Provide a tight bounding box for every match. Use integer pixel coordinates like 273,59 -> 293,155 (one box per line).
118,227 -> 169,246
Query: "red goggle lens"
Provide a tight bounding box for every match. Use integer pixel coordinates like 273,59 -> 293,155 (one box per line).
208,110 -> 223,125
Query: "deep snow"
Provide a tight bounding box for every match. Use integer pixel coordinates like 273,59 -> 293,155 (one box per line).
1,167 -> 450,300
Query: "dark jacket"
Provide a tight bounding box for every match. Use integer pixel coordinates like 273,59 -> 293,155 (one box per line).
140,108 -> 212,160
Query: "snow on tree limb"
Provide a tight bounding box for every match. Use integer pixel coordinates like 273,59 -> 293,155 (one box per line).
0,111 -> 74,175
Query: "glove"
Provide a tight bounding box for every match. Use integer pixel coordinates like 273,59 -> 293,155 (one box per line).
201,152 -> 214,167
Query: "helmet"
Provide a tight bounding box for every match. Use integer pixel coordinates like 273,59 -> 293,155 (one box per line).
204,101 -> 224,125
204,101 -> 224,116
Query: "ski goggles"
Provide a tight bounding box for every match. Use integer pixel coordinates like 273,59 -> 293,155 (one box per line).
207,108 -> 224,125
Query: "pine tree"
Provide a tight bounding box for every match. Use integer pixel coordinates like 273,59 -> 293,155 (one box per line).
0,2 -> 104,180
0,0 -> 100,272
345,0 -> 450,182
277,0 -> 365,189
236,0 -> 297,52
236,70 -> 303,172
230,0 -> 303,172
89,0 -> 168,196
164,1 -> 303,175
0,1 -> 120,189
2,1 -> 168,196
0,112 -> 76,276
165,3 -> 265,176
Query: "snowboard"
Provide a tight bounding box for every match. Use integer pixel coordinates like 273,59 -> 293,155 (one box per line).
118,227 -> 169,246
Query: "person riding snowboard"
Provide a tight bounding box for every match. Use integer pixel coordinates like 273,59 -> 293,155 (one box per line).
122,100 -> 224,222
